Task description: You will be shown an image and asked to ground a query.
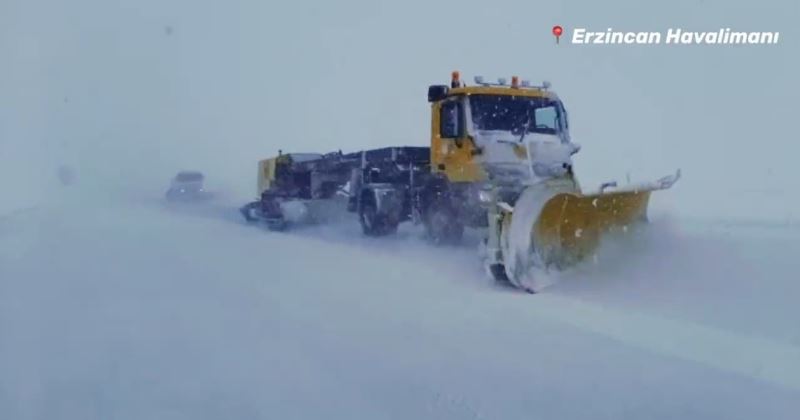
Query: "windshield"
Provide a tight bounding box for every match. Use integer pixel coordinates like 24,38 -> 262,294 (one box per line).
175,172 -> 204,182
469,95 -> 563,135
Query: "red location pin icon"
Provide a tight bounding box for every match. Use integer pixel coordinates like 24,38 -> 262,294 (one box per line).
552,25 -> 563,44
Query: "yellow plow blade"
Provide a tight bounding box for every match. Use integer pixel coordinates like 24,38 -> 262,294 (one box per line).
499,171 -> 680,292
533,190 -> 651,269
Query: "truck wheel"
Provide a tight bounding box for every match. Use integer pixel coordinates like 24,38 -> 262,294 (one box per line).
487,264 -> 509,282
424,202 -> 463,245
359,200 -> 397,237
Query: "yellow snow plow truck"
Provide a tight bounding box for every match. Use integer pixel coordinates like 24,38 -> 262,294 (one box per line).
241,71 -> 680,292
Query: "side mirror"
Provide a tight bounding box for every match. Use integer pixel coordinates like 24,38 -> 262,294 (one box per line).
428,85 -> 448,102
454,134 -> 473,148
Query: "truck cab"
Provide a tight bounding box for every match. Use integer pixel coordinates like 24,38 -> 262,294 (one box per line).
427,72 -> 572,185
417,72 -> 577,244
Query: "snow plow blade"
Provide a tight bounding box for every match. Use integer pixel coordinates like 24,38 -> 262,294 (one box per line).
501,171 -> 680,292
534,190 -> 650,266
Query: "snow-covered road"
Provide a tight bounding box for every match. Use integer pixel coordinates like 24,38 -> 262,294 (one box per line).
1,190 -> 798,419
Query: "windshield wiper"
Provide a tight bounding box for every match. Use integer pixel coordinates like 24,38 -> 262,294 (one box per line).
517,111 -> 533,143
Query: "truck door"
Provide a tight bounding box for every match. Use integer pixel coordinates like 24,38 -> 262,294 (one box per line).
431,97 -> 481,182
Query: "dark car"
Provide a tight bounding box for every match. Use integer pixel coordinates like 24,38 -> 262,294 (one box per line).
165,171 -> 207,201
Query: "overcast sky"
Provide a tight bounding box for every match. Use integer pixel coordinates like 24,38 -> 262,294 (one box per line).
1,0 -> 797,219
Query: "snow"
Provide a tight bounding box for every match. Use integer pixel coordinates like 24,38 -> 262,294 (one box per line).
2,187 -> 799,419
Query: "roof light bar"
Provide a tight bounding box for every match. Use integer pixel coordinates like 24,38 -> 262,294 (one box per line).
470,74 -> 550,90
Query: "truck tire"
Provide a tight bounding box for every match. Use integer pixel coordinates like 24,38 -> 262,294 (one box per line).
487,264 -> 509,282
424,201 -> 463,245
359,198 -> 398,237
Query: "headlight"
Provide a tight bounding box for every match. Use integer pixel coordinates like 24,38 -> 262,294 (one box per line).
478,189 -> 493,203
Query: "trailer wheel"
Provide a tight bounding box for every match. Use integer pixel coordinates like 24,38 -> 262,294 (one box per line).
424,201 -> 463,245
359,199 -> 398,237
239,203 -> 258,223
